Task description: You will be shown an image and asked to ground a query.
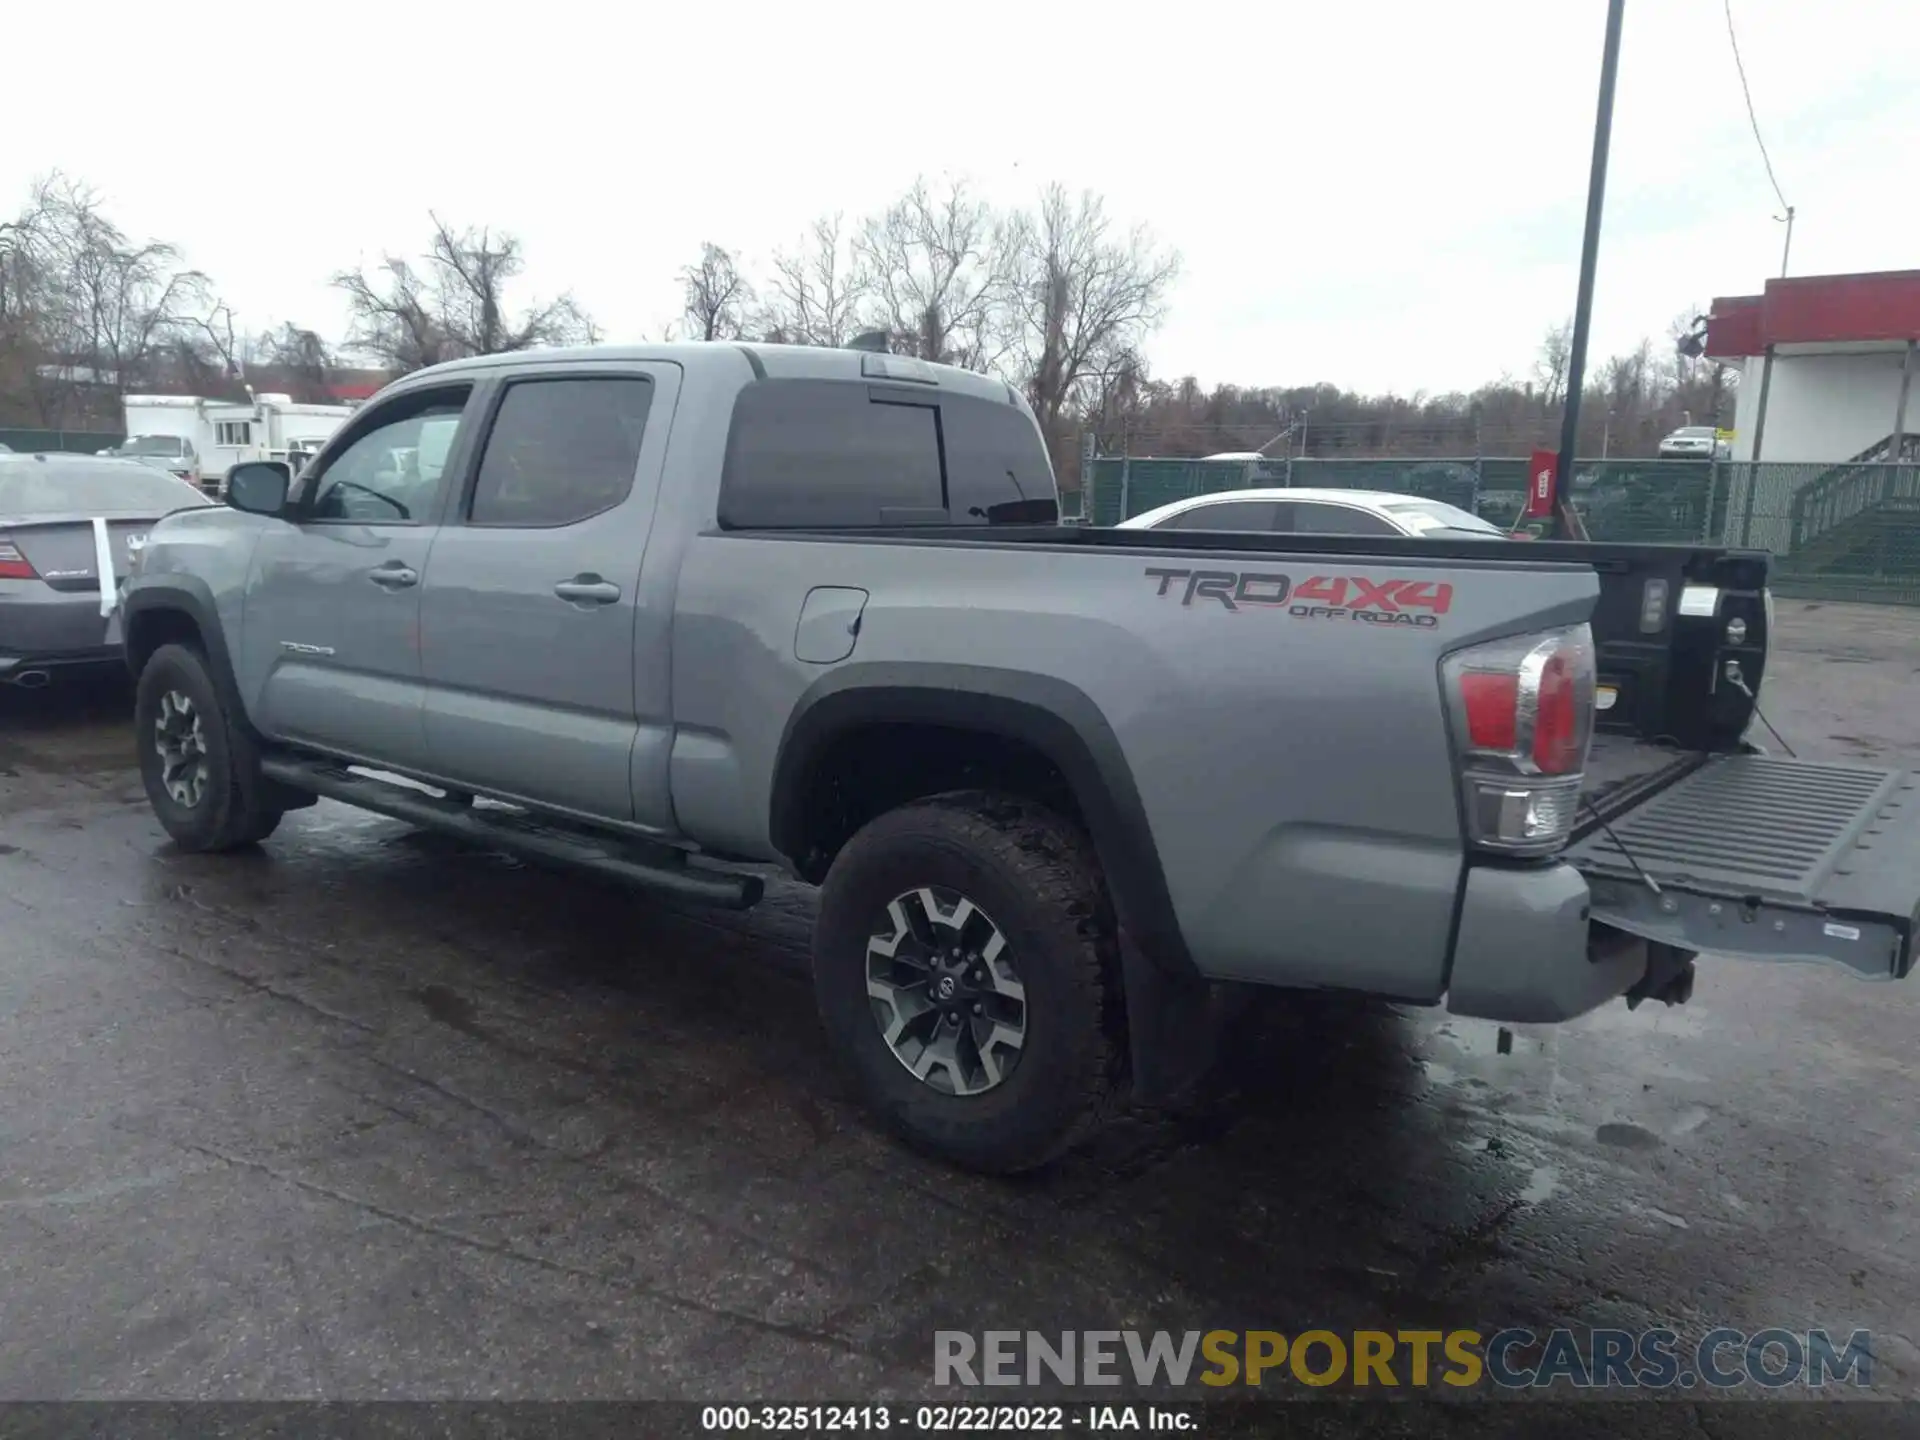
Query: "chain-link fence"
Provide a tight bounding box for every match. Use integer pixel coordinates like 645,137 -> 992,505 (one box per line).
1727,461 -> 1920,605
1079,454 -> 1920,606
0,428 -> 125,456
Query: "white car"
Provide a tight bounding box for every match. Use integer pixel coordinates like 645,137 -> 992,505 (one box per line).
1657,426 -> 1731,460
114,434 -> 205,490
1117,487 -> 1506,539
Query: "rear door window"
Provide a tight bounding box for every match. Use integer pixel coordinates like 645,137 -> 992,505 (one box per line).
1164,500 -> 1280,531
720,380 -> 946,527
1291,502 -> 1398,536
468,376 -> 653,528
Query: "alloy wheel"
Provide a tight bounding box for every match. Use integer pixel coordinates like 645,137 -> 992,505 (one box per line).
866,886 -> 1028,1096
153,690 -> 209,809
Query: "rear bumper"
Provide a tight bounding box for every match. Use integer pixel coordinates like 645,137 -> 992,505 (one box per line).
0,647 -> 122,679
1445,861 -> 1647,1023
1448,755 -> 1920,1024
1,588 -> 115,656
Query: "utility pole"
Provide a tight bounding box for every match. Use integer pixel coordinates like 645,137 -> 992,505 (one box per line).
1550,0 -> 1628,541
1777,205 -> 1796,277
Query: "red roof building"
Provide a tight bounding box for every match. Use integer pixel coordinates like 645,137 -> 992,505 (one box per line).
1706,270 -> 1920,464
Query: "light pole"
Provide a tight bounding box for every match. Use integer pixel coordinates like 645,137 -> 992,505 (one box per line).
1551,0 -> 1629,540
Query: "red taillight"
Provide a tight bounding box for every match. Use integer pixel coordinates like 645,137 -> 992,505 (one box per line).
1442,624 -> 1596,855
1459,672 -> 1520,751
1533,652 -> 1580,775
0,540 -> 36,580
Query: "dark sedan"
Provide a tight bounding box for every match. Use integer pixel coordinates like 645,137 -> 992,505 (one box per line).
0,453 -> 214,687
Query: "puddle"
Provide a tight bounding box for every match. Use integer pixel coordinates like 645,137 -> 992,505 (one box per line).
1421,1060 -> 1460,1088
1596,1121 -> 1662,1150
1669,1105 -> 1713,1137
1517,1164 -> 1561,1205
1626,1202 -> 1690,1230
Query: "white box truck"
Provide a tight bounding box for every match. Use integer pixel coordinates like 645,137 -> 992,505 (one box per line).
121,392 -> 354,496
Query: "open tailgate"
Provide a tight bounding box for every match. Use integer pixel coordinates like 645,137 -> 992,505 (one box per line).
1568,754 -> 1920,980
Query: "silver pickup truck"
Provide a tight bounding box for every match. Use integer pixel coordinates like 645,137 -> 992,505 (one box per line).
117,343 -> 1920,1173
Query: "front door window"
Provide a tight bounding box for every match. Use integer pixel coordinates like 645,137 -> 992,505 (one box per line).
304,392 -> 470,524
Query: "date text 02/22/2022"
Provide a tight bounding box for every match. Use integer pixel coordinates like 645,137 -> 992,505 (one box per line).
699,1405 -> 1192,1432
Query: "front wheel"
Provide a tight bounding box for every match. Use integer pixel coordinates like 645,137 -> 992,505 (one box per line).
812,791 -> 1124,1174
135,643 -> 285,851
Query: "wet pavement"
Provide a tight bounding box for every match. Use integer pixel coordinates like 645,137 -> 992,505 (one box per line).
0,600 -> 1916,1406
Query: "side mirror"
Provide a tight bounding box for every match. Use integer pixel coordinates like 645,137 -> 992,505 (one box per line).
226,460 -> 292,516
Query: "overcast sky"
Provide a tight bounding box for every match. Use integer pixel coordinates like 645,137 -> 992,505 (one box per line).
7,0 -> 1915,395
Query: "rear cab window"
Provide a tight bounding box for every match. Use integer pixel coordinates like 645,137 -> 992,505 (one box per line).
940,392 -> 1056,523
718,377 -> 1056,528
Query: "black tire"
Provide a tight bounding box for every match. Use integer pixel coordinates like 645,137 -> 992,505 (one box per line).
135,642 -> 286,852
813,790 -> 1124,1174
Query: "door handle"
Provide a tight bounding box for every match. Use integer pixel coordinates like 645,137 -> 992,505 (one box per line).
368,563 -> 418,590
553,577 -> 622,606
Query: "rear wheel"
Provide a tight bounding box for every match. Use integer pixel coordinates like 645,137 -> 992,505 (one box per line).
813,791 -> 1123,1173
135,643 -> 285,851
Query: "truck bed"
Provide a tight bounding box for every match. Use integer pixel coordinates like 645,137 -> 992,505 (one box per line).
817,521 -> 1772,758
751,517 -> 1915,987
1576,736 -> 1705,836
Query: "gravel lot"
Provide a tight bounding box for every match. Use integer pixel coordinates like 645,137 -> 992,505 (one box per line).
1,598 -> 1917,1411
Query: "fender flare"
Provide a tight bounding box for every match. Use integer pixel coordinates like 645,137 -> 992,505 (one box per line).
771,662 -> 1196,980
121,576 -> 250,728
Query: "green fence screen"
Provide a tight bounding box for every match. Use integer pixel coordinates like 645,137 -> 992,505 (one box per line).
1082,455 -> 1920,606
0,428 -> 125,456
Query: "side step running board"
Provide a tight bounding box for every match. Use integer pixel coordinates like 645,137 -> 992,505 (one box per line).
261,756 -> 764,910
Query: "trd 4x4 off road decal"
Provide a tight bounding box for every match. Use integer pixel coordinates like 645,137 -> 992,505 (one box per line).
1144,567 -> 1454,629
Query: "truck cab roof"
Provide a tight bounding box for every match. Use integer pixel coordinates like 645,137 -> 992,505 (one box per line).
403,342 -> 1027,408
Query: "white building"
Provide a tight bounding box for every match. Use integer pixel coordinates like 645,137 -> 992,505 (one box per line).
1707,270 -> 1920,465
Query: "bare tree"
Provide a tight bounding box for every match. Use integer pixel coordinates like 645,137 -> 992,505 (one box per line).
159,333 -> 242,401
1600,337 -> 1656,438
758,215 -> 869,348
855,177 -> 1005,368
334,214 -> 597,373
258,322 -> 338,403
192,301 -> 245,379
334,252 -> 446,372
1083,347 -> 1149,438
1002,185 -> 1180,469
1533,319 -> 1573,409
678,242 -> 754,342
0,173 -> 208,423
0,188 -> 55,419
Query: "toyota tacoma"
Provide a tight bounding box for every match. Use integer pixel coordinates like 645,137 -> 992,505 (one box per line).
115,343 -> 1920,1172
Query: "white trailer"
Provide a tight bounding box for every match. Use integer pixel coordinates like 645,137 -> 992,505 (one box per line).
121,392 -> 354,494
203,393 -> 354,488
